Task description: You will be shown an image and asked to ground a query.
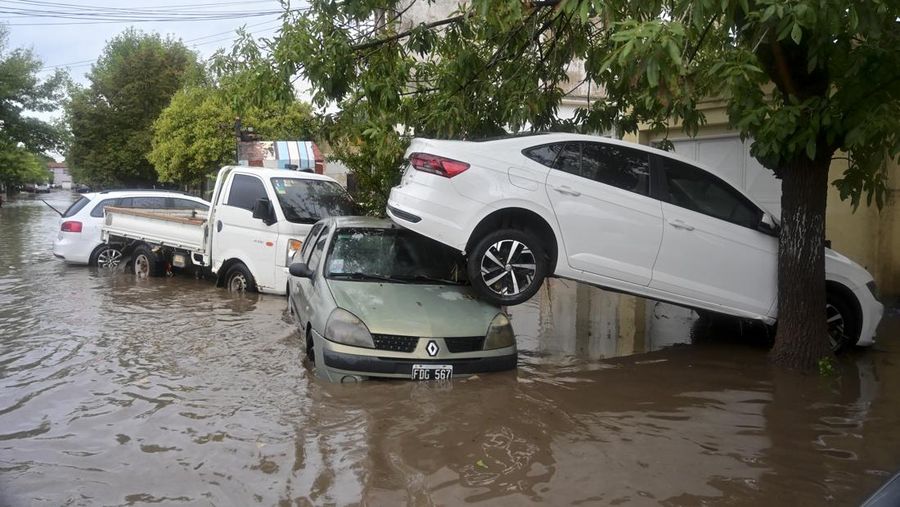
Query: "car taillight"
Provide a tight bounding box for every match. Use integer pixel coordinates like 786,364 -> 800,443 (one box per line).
409,152 -> 470,178
61,221 -> 82,233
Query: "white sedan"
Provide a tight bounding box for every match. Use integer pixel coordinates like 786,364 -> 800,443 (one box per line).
386,133 -> 883,350
53,190 -> 209,268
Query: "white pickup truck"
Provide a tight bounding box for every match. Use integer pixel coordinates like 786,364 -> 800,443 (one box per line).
102,165 -> 355,295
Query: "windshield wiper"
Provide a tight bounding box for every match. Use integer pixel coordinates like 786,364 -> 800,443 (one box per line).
399,275 -> 465,285
329,272 -> 409,283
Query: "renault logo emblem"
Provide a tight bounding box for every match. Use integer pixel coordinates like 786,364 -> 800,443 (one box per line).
426,340 -> 439,357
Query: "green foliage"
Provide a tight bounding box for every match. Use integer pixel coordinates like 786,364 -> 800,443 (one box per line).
818,356 -> 837,377
149,81 -> 317,186
268,0 -> 898,213
66,29 -> 201,187
0,25 -> 66,188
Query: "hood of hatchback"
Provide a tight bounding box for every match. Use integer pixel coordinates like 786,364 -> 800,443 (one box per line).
327,281 -> 500,337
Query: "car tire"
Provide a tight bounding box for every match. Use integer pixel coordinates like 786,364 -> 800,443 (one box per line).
305,327 -> 315,363
133,244 -> 163,278
90,244 -> 124,269
467,228 -> 547,306
224,262 -> 256,293
827,291 -> 860,352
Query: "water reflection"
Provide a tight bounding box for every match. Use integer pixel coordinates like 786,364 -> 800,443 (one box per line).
1,191 -> 899,506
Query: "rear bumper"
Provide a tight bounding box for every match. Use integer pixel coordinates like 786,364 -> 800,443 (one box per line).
322,348 -> 518,377
386,176 -> 482,252
52,234 -> 94,264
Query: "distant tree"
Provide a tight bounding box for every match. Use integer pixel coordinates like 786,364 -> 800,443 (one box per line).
149,32 -> 317,187
67,29 -> 201,187
0,25 -> 66,191
272,0 -> 900,369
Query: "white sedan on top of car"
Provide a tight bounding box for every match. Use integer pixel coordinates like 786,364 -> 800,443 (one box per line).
53,190 -> 209,268
386,132 -> 883,350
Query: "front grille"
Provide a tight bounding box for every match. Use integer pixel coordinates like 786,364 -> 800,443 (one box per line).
372,334 -> 419,352
445,336 -> 485,353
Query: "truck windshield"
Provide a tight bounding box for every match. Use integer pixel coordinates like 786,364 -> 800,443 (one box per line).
270,178 -> 355,224
325,227 -> 467,285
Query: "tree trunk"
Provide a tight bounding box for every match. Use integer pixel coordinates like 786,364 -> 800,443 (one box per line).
769,154 -> 833,369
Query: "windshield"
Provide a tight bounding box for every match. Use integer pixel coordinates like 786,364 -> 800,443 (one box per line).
325,228 -> 467,285
270,178 -> 355,224
62,196 -> 91,218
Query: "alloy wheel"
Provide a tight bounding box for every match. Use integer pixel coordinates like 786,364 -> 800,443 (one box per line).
826,302 -> 846,351
96,248 -> 123,269
479,239 -> 537,297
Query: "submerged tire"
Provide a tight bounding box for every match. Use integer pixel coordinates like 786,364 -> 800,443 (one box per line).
467,228 -> 547,306
827,291 -> 860,352
224,262 -> 256,293
90,244 -> 124,269
132,244 -> 163,278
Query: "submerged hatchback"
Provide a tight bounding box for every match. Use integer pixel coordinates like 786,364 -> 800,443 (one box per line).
287,217 -> 517,382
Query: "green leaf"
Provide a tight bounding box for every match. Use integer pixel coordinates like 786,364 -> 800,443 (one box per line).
646,59 -> 660,88
790,23 -> 802,45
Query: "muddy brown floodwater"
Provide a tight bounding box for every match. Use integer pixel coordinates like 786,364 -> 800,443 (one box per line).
2,191 -> 900,506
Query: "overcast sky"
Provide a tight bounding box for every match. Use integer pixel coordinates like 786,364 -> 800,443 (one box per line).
4,0 -> 300,127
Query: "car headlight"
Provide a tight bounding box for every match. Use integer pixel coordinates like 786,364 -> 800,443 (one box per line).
484,313 -> 516,350
325,308 -> 374,348
287,238 -> 303,265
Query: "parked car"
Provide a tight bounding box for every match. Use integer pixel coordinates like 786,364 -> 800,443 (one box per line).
101,166 -> 356,295
386,133 -> 883,350
287,217 -> 518,381
35,183 -> 51,193
53,190 -> 210,268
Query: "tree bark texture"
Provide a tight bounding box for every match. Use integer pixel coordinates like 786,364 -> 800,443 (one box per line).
769,155 -> 832,369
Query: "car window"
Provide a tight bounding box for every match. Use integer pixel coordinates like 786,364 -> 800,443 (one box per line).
169,198 -> 209,211
325,227 -> 467,284
307,225 -> 330,272
661,157 -> 762,229
63,196 -> 91,218
523,143 -> 565,167
270,178 -> 355,224
582,143 -> 650,195
553,143 -> 581,175
90,198 -> 120,218
227,174 -> 268,212
131,196 -> 167,209
300,223 -> 324,264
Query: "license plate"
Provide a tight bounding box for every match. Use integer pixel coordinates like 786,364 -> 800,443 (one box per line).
411,364 -> 453,381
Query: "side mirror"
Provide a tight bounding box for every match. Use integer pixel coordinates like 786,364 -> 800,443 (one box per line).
252,198 -> 276,225
289,262 -> 314,278
758,213 -> 779,236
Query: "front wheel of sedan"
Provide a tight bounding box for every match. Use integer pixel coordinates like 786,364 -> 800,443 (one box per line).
467,229 -> 547,306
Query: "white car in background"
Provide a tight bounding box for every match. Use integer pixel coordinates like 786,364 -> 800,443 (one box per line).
53,190 -> 209,268
386,133 -> 883,350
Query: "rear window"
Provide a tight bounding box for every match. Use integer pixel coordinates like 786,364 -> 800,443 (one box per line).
62,196 -> 91,218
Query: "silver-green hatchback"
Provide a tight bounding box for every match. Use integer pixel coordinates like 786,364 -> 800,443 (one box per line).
287,217 -> 517,382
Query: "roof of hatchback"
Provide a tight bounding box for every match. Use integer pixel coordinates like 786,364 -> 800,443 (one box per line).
82,190 -> 207,200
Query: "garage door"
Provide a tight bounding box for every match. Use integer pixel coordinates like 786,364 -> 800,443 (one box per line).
668,136 -> 782,217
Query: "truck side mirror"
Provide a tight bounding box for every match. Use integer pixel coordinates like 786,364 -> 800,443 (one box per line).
252,198 -> 276,225
289,262 -> 314,278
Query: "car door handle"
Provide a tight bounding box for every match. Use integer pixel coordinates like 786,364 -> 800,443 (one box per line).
668,219 -> 695,231
552,186 -> 581,196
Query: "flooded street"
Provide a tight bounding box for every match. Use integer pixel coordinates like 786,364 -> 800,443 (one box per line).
2,191 -> 900,506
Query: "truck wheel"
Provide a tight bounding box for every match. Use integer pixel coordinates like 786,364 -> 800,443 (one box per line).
133,245 -> 163,278
90,244 -> 123,269
225,263 -> 256,293
467,228 -> 546,306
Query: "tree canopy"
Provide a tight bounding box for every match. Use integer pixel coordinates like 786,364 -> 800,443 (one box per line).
269,0 -> 899,369
66,29 -> 201,187
0,25 -> 65,189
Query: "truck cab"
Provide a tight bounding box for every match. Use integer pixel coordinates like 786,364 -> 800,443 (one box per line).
206,166 -> 355,294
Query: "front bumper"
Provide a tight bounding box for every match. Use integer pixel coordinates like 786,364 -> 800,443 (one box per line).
854,283 -> 883,347
313,330 -> 517,380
